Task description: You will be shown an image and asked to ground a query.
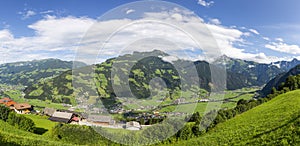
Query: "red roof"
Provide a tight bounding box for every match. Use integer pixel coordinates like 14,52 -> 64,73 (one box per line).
5,101 -> 16,107
0,98 -> 12,103
72,117 -> 79,122
0,98 -> 16,107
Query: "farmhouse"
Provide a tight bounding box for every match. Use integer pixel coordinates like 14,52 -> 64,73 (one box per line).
173,98 -> 185,105
199,99 -> 210,102
0,97 -> 16,110
125,121 -> 141,130
49,111 -> 73,123
87,115 -> 115,126
14,103 -> 32,114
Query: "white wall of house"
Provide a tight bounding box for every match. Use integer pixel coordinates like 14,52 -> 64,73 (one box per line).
126,126 -> 141,130
14,109 -> 23,114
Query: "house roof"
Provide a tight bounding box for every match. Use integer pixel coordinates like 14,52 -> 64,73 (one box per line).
72,117 -> 80,122
0,98 -> 16,107
87,115 -> 112,123
43,107 -> 56,116
14,103 -> 31,110
0,98 -> 12,103
5,101 -> 16,107
126,121 -> 141,129
51,111 -> 73,119
49,117 -> 71,123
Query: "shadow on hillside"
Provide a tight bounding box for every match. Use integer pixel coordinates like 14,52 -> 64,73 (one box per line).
34,127 -> 48,135
253,113 -> 300,138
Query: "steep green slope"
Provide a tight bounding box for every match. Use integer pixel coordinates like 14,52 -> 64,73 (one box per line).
176,90 -> 300,145
0,58 -> 86,86
24,70 -> 76,104
0,120 -> 70,146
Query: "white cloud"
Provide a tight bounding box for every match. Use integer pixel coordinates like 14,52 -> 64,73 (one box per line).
162,55 -> 179,63
125,9 -> 135,14
275,38 -> 284,42
209,18 -> 221,25
0,29 -> 13,41
0,8 -> 285,64
263,37 -> 270,41
20,10 -> 36,19
40,10 -> 54,14
2,22 -> 10,29
265,42 -> 300,54
27,16 -> 95,47
197,0 -> 214,7
243,32 -> 251,37
249,28 -> 259,35
0,16 -> 95,63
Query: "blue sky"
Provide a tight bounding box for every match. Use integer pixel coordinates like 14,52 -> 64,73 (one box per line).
0,0 -> 300,64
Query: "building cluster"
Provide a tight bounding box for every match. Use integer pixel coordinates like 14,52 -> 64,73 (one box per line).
43,107 -> 142,130
0,97 -> 32,114
0,97 -> 143,130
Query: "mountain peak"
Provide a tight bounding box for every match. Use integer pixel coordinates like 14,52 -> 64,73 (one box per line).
132,49 -> 169,57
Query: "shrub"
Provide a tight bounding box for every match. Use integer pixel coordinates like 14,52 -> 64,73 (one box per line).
7,112 -> 35,132
0,105 -> 10,121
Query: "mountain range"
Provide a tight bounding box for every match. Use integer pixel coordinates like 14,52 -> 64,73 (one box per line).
1,50 -> 300,105
20,51 -> 300,105
260,64 -> 300,97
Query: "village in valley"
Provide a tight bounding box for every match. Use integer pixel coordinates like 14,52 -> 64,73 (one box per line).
0,96 -> 151,130
0,83 -> 255,134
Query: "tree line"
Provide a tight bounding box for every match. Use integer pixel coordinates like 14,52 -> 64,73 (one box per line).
0,106 -> 35,133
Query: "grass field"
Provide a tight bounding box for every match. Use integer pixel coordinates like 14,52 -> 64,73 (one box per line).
24,114 -> 57,135
175,89 -> 300,145
0,120 -> 70,146
3,89 -> 68,110
159,88 -> 256,115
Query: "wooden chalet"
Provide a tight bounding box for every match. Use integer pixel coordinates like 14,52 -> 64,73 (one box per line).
43,107 -> 56,116
49,111 -> 74,123
13,103 -> 32,114
87,115 -> 115,125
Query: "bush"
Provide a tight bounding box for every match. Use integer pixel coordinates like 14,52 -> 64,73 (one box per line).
0,105 -> 10,121
7,112 -> 35,132
51,123 -> 112,145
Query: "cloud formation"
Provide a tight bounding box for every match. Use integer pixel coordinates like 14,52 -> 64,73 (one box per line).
19,10 -> 36,19
249,29 -> 259,35
265,42 -> 300,55
0,7 -> 298,64
197,0 -> 214,7
209,18 -> 221,25
125,9 -> 135,14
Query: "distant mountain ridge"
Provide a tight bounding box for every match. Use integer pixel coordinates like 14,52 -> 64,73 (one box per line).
0,59 -> 86,86
214,55 -> 285,87
271,58 -> 300,71
260,64 -> 300,97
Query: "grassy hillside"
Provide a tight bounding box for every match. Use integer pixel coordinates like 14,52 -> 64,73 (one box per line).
24,114 -> 57,135
175,90 -> 300,145
0,59 -> 86,86
0,120 -> 70,146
